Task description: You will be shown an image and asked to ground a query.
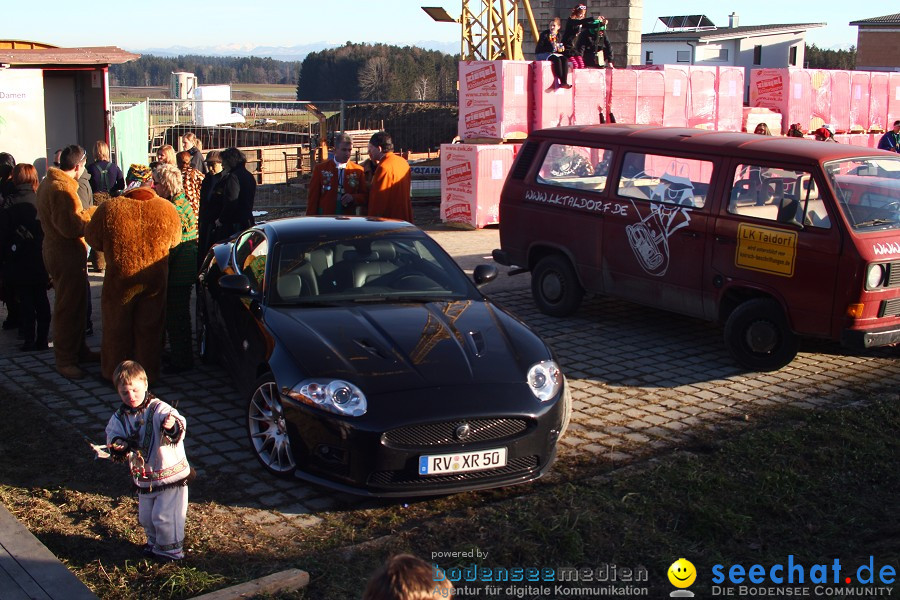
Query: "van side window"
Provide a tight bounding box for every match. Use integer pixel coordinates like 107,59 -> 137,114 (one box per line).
537,144 -> 612,192
616,153 -> 712,208
729,165 -> 831,228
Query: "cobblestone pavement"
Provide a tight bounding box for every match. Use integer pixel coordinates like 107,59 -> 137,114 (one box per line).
1,223 -> 897,526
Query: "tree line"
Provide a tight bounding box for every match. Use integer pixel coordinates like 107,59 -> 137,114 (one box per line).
804,44 -> 856,70
296,43 -> 459,101
109,55 -> 302,87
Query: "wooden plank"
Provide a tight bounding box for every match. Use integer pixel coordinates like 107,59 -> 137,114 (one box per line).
0,504 -> 98,600
189,569 -> 310,600
0,554 -> 48,600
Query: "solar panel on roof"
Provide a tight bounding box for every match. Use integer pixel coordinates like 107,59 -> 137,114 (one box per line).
658,15 -> 716,30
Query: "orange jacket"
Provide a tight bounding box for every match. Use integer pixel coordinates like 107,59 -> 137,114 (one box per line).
306,159 -> 368,216
368,152 -> 412,222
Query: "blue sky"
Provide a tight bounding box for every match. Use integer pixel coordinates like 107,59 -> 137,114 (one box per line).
7,1 -> 869,52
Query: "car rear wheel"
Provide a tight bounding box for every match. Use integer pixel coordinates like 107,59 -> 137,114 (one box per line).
247,374 -> 296,477
532,254 -> 583,317
724,298 -> 798,372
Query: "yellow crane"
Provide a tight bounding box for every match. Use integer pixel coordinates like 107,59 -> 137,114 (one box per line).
423,1 -> 539,61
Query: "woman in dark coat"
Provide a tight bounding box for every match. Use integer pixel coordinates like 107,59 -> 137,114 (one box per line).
0,164 -> 50,350
197,150 -> 223,266
211,147 -> 256,243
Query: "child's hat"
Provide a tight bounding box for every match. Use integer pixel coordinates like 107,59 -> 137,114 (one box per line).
126,164 -> 152,183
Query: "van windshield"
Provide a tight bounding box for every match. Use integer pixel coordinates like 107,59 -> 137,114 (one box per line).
825,157 -> 900,231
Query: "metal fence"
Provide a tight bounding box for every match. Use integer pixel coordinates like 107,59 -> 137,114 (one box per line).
111,98 -> 457,187
110,98 -> 453,201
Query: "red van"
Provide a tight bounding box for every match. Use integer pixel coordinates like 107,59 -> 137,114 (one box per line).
493,125 -> 900,370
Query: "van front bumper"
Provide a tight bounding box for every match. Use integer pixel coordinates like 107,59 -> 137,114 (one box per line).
841,325 -> 900,349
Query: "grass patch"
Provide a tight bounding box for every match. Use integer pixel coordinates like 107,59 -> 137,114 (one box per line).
1,386 -> 898,598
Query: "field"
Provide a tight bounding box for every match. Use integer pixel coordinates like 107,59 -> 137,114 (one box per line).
109,83 -> 299,103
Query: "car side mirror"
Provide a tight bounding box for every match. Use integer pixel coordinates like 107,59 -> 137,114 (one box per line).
218,273 -> 253,295
473,264 -> 498,286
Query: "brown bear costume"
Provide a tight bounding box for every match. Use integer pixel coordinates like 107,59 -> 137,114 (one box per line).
35,167 -> 96,377
84,186 -> 181,382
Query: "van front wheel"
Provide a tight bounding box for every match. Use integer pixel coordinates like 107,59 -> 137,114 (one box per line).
532,255 -> 583,317
724,299 -> 798,371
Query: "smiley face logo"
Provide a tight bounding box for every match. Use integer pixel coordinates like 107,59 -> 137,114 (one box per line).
668,558 -> 697,588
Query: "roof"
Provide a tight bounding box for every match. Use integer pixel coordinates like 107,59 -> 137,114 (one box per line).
849,13 -> 900,26
0,46 -> 139,67
260,216 -> 419,242
641,23 -> 825,43
528,125 -> 892,164
0,40 -> 56,50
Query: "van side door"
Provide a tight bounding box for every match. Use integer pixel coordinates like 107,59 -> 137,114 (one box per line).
603,150 -> 717,318
712,161 -> 842,336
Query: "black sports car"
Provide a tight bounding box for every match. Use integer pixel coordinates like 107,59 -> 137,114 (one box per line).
197,216 -> 570,496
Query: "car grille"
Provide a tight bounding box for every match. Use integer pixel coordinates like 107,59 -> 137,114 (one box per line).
879,298 -> 900,318
367,455 -> 539,488
888,261 -> 900,288
382,419 -> 529,448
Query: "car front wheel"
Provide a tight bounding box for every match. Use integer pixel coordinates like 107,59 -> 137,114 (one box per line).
724,298 -> 798,372
247,374 -> 296,477
531,254 -> 583,317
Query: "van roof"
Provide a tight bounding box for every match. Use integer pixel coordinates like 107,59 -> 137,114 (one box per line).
529,125 -> 893,164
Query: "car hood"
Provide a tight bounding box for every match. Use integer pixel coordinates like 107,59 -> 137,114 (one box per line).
266,300 -> 547,394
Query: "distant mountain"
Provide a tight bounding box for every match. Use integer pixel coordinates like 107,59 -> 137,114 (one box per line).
127,40 -> 459,61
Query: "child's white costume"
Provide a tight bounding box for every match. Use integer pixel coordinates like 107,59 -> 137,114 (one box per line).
106,393 -> 191,560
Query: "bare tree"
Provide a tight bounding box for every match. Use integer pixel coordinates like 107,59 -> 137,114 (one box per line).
413,75 -> 430,100
359,57 -> 390,100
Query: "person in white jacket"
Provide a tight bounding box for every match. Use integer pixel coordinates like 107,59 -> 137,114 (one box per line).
105,360 -> 193,562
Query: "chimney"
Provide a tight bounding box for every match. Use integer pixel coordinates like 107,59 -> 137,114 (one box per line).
729,12 -> 739,28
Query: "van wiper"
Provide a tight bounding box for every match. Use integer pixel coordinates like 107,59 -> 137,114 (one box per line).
853,218 -> 897,228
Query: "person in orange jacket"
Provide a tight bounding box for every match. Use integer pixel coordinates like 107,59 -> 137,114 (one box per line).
366,131 -> 412,222
306,133 -> 368,216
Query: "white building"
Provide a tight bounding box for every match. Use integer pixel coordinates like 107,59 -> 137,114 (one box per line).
641,14 -> 825,99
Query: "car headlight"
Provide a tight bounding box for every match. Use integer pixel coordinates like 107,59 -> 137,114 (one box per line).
865,263 -> 887,290
527,360 -> 563,402
287,379 -> 367,417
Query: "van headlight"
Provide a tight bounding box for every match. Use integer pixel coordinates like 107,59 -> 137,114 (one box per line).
287,379 -> 367,416
527,360 -> 563,402
865,263 -> 888,290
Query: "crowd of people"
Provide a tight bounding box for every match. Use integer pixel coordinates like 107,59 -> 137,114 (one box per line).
0,135 -> 258,381
0,129 -> 411,381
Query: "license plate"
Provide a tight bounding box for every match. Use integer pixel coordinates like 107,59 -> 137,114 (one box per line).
419,448 -> 508,476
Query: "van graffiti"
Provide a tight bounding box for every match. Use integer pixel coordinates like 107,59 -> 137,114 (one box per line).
873,242 -> 900,256
524,189 -> 628,215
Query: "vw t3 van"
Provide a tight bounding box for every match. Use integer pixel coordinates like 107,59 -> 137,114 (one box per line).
492,125 -> 900,371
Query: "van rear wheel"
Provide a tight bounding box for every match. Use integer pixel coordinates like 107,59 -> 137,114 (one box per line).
724,298 -> 798,371
532,255 -> 583,317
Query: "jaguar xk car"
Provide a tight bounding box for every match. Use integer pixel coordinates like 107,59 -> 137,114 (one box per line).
196,216 -> 570,496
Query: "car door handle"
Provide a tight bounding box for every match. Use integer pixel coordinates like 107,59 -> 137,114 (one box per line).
715,235 -> 735,244
679,231 -> 700,239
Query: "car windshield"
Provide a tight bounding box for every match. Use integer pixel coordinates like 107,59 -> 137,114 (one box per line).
269,231 -> 479,305
825,157 -> 900,231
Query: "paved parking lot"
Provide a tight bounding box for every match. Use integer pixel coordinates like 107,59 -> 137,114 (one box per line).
1,224 -> 897,528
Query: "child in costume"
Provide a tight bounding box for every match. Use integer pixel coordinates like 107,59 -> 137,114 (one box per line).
105,360 -> 192,561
